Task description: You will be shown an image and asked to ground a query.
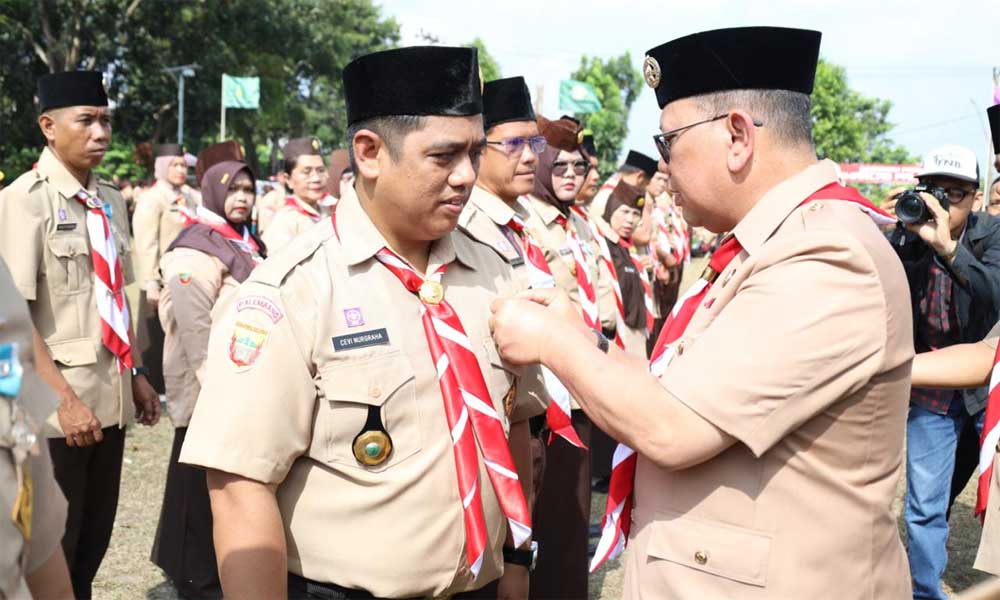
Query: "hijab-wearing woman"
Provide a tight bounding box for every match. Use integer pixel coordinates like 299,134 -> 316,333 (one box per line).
261,136 -> 329,252
150,160 -> 265,598
133,144 -> 201,395
603,179 -> 653,356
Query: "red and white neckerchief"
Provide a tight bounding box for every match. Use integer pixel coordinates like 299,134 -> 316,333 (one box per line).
589,182 -> 895,572
331,214 -> 531,576
619,238 -> 655,335
192,206 -> 262,263
554,213 -> 599,330
977,345 -> 1000,521
319,194 -> 339,211
284,196 -> 322,222
506,215 -> 586,449
74,190 -> 133,373
572,206 -> 626,350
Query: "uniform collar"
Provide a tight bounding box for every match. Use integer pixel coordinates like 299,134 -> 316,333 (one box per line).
731,159 -> 838,256
526,194 -> 564,225
469,185 -> 517,226
37,146 -> 97,199
289,195 -> 321,217
337,187 -> 477,272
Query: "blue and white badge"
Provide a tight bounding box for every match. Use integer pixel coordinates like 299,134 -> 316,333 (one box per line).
0,343 -> 23,398
103,201 -> 113,219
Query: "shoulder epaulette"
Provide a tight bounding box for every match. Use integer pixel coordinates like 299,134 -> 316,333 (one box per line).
250,219 -> 336,288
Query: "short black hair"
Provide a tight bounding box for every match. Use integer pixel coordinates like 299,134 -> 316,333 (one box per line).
694,89 -> 814,149
346,115 -> 427,171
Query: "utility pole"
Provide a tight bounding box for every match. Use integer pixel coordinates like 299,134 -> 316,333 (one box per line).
162,64 -> 200,145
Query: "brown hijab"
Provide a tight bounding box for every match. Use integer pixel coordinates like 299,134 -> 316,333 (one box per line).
532,115 -> 584,213
168,160 -> 265,282
603,180 -> 649,329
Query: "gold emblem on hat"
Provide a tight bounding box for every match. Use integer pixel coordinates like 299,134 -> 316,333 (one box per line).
419,281 -> 444,304
353,430 -> 393,466
311,138 -> 320,150
636,196 -> 645,207
643,55 -> 661,89
577,130 -> 585,145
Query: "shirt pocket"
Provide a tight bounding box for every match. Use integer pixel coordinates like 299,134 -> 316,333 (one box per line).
46,234 -> 91,295
646,509 -> 772,588
318,351 -> 421,472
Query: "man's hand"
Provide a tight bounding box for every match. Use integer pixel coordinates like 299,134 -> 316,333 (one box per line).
132,373 -> 161,426
882,186 -> 909,218
490,289 -> 583,366
145,282 -> 161,309
57,390 -> 103,447
905,192 -> 957,258
497,564 -> 529,600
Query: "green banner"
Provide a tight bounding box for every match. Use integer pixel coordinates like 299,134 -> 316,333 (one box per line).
559,79 -> 602,114
222,74 -> 260,109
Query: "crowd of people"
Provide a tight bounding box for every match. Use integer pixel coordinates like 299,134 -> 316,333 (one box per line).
3,24 -> 1000,600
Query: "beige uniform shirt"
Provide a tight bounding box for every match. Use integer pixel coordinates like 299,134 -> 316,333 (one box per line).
261,195 -> 322,254
255,184 -> 288,234
181,191 -> 545,598
0,257 -> 67,597
976,328 -> 1000,576
0,148 -> 135,436
132,179 -> 200,289
158,248 -> 248,427
458,186 -> 530,289
522,195 -> 615,330
624,160 -> 913,599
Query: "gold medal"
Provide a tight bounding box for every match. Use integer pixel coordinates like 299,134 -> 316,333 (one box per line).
419,281 -> 444,305
353,430 -> 393,466
643,55 -> 661,89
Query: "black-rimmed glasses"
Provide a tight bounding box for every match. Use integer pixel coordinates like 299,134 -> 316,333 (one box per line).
653,114 -> 763,164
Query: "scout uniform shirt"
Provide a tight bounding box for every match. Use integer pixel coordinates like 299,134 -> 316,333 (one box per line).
157,248 -> 252,427
180,191 -> 546,598
254,182 -> 288,234
458,185 -> 530,289
522,194 -> 616,331
0,257 -> 68,597
624,160 -> 913,599
0,148 -> 136,436
976,325 -> 1000,577
131,179 -> 200,292
261,195 -> 321,254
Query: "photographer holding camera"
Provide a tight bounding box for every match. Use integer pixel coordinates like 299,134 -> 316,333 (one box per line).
885,144 -> 1000,600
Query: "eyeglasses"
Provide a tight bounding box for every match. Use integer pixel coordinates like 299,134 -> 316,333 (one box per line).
552,159 -> 590,177
652,114 -> 763,164
485,135 -> 547,156
943,187 -> 976,203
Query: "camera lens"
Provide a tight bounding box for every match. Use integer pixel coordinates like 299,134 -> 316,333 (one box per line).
895,190 -> 930,225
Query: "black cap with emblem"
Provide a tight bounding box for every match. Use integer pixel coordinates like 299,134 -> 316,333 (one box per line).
623,150 -> 658,178
483,76 -> 536,131
643,27 -> 822,109
988,105 -> 999,155
37,71 -> 109,112
343,46 -> 483,125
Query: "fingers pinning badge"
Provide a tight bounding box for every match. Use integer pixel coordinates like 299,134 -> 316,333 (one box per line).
643,55 -> 661,89
352,405 -> 394,467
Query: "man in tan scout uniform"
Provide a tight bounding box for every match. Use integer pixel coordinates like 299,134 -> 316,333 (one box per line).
492,27 -> 914,599
260,137 -> 328,253
0,256 -> 74,599
181,46 -> 544,599
0,71 -> 160,599
132,143 -> 200,394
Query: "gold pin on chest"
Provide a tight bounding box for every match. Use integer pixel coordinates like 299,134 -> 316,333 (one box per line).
419,281 -> 444,304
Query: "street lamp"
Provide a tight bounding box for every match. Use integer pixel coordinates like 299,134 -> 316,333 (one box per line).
162,64 -> 200,145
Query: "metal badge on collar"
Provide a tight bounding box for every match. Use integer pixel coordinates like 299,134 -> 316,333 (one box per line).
643,56 -> 661,89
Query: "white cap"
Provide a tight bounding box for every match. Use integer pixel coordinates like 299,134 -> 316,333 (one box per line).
918,144 -> 979,184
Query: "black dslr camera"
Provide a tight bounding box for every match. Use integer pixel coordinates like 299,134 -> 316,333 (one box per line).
895,184 -> 950,225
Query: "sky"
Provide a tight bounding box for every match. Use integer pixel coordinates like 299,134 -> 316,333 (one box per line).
376,0 -> 999,176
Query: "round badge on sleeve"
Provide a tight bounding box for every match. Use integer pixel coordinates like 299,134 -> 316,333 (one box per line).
643,56 -> 661,89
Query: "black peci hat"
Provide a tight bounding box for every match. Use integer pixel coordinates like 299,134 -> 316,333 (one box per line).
37,71 -> 108,112
988,105 -> 1000,155
643,27 -> 821,109
580,133 -> 597,160
623,150 -> 658,178
483,76 -> 535,131
343,46 -> 483,125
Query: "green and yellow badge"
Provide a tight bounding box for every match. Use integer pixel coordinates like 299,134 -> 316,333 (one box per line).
228,320 -> 269,368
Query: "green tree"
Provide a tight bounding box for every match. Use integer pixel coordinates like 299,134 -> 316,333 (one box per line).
811,59 -> 914,164
568,53 -> 643,178
468,37 -> 501,82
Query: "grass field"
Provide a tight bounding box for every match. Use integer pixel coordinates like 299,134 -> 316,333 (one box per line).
90,261 -> 994,598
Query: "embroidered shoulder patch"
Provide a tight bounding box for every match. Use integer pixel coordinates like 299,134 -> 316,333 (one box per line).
228,320 -> 270,368
236,295 -> 284,323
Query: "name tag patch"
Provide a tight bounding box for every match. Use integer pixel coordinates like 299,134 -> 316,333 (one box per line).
56,223 -> 77,231
333,329 -> 389,352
